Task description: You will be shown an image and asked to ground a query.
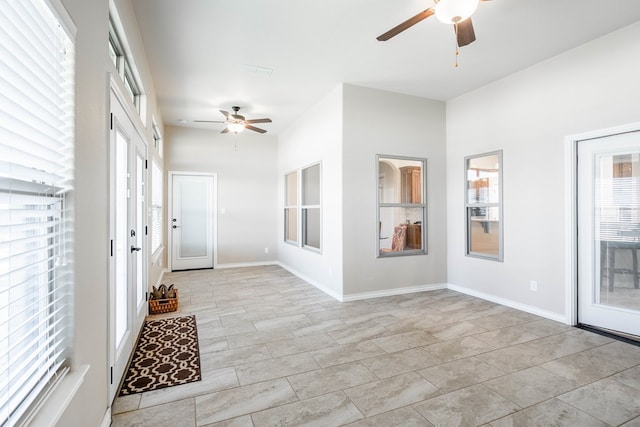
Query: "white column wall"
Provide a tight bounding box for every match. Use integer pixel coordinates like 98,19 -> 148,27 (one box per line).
277,85 -> 344,298
342,84 -> 448,297
446,22 -> 640,318
166,126 -> 279,266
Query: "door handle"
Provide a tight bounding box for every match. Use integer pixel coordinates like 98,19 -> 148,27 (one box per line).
172,225 -> 180,229
130,245 -> 141,253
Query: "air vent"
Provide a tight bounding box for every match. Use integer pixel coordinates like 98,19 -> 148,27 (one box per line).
241,64 -> 273,76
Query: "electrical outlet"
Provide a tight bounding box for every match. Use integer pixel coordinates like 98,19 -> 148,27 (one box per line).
530,280 -> 538,292
264,247 -> 269,254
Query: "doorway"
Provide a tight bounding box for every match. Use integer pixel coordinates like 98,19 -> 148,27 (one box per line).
169,172 -> 216,271
109,86 -> 147,401
577,129 -> 640,338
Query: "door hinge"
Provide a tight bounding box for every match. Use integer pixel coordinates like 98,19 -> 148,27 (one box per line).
110,239 -> 113,257
110,366 -> 113,385
145,226 -> 148,235
110,113 -> 113,130
145,291 -> 148,302
145,159 -> 148,169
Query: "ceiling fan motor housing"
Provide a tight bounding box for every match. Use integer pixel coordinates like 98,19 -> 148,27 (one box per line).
435,0 -> 479,24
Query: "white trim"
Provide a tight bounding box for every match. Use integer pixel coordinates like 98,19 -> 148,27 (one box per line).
447,283 -> 567,324
564,121 -> 640,327
277,262 -> 343,301
154,268 -> 166,289
46,0 -> 77,39
342,284 -> 448,302
216,261 -> 278,269
151,245 -> 164,266
100,407 -> 112,427
29,365 -> 89,427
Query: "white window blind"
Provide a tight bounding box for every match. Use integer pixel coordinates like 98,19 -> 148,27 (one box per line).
0,0 -> 75,425
151,161 -> 162,254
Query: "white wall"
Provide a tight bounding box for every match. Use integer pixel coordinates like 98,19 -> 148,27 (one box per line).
342,85 -> 448,296
446,22 -> 640,318
278,85 -> 344,298
165,126 -> 279,265
58,0 -> 165,424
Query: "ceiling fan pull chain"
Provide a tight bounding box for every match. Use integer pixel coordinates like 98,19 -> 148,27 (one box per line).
454,21 -> 460,68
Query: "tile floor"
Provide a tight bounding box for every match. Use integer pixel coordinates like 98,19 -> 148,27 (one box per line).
111,265 -> 640,426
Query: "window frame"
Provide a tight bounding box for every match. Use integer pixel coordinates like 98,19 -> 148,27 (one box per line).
0,0 -> 76,424
284,170 -> 298,245
152,117 -> 163,157
301,162 -> 322,252
151,159 -> 164,258
464,150 -> 504,261
376,155 -> 428,258
283,162 -> 322,252
108,12 -> 143,115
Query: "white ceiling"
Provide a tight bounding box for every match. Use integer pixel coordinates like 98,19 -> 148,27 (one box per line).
130,0 -> 640,136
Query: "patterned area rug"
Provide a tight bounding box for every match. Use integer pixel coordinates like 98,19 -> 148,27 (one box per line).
119,315 -> 201,395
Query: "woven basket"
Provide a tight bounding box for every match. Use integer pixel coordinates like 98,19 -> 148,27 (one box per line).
149,290 -> 178,314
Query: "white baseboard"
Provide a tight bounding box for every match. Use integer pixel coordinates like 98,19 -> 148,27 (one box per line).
276,262 -> 343,301
198,262 -> 567,323
447,283 -> 567,324
215,261 -> 278,269
100,406 -> 111,427
342,283 -> 449,302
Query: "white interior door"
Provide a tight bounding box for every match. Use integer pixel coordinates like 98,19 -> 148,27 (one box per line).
109,87 -> 147,401
170,173 -> 215,271
578,130 -> 640,337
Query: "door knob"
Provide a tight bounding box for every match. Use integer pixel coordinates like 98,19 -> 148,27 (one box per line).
172,225 -> 180,229
130,245 -> 141,253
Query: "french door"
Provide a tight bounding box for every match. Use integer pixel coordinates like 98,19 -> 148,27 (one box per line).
577,130 -> 640,337
109,87 -> 147,401
169,173 -> 215,271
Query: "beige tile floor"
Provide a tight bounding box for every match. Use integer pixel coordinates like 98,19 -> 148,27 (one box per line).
111,265 -> 640,426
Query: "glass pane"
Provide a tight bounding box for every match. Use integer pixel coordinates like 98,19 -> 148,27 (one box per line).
467,154 -> 500,204
379,207 -> 424,255
303,208 -> 320,249
285,172 -> 297,206
115,130 -> 128,347
595,152 -> 640,310
302,164 -> 320,205
285,207 -> 297,243
468,206 -> 500,256
136,154 -> 144,307
378,158 -> 424,204
179,181 -> 208,257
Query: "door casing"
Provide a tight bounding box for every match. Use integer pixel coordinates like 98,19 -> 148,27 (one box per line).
108,80 -> 148,402
168,171 -> 218,271
564,122 -> 640,326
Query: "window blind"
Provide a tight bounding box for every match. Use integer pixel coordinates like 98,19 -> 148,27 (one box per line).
151,161 -> 162,254
0,0 -> 75,425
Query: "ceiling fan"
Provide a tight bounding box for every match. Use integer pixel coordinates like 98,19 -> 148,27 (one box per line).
195,106 -> 272,134
377,0 -> 491,47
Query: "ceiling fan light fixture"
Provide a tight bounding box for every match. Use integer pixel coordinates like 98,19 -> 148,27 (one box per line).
227,121 -> 245,133
435,0 -> 479,24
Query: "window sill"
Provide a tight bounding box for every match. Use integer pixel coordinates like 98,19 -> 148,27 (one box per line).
29,364 -> 89,427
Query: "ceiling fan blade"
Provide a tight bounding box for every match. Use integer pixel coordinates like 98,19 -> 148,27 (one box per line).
219,110 -> 231,119
245,125 -> 267,134
194,120 -> 225,123
455,17 -> 476,47
376,8 -> 434,41
245,118 -> 272,124
221,127 -> 230,134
